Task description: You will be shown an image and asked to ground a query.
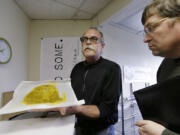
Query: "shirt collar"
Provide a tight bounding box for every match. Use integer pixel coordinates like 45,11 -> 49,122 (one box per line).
83,57 -> 103,67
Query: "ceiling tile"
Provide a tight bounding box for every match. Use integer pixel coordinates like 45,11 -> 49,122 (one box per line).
16,0 -> 76,19
72,11 -> 93,19
48,1 -> 77,19
80,0 -> 111,14
15,0 -> 113,19
54,0 -> 84,8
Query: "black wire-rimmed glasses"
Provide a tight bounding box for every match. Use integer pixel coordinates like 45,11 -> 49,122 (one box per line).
80,36 -> 102,43
143,17 -> 168,36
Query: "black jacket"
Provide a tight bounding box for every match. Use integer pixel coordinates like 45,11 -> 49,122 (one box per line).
157,58 -> 180,82
70,57 -> 122,129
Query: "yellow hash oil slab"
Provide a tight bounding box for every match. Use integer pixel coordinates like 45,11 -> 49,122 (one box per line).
21,85 -> 66,105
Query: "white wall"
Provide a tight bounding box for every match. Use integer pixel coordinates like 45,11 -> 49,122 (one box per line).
100,23 -> 163,96
0,0 -> 30,105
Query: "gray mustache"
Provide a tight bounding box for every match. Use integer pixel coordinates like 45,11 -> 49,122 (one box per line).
83,46 -> 95,51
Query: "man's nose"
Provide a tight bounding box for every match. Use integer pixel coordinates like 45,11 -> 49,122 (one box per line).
144,34 -> 152,43
86,39 -> 91,44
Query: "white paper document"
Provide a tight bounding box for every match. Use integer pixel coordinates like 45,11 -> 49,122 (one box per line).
0,115 -> 75,135
0,80 -> 84,115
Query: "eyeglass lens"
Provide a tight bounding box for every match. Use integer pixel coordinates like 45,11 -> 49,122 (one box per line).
144,17 -> 168,35
80,36 -> 99,43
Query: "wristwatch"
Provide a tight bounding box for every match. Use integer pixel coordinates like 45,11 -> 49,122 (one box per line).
0,37 -> 12,64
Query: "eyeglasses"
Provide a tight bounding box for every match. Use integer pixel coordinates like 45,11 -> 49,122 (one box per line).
80,36 -> 101,43
144,17 -> 168,35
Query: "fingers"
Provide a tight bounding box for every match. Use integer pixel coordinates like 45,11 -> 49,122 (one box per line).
59,106 -> 75,115
138,127 -> 146,135
135,120 -> 166,135
30,108 -> 59,112
30,109 -> 51,112
58,106 -> 79,115
58,107 -> 67,115
30,106 -> 77,115
135,120 -> 150,127
137,122 -> 148,135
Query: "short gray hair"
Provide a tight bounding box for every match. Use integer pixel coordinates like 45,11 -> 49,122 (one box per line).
83,27 -> 105,45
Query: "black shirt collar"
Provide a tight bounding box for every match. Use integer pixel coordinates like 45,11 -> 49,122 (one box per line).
83,57 -> 103,67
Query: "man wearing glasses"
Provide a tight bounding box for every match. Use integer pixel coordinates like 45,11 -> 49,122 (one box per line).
32,27 -> 121,135
135,0 -> 180,135
61,27 -> 121,135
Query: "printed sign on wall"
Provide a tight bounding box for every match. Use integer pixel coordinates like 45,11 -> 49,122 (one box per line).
40,37 -> 82,81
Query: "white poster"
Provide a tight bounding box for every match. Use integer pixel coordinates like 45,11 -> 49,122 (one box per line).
40,37 -> 82,81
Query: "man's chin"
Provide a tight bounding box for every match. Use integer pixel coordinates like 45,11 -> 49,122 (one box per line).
83,53 -> 96,59
85,54 -> 95,58
152,50 -> 159,56
152,53 -> 159,56
83,52 -> 95,57
152,51 -> 164,57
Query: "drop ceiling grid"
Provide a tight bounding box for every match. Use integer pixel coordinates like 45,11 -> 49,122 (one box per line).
15,0 -> 112,20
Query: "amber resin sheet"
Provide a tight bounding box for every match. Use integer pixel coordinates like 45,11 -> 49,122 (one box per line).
0,80 -> 84,115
